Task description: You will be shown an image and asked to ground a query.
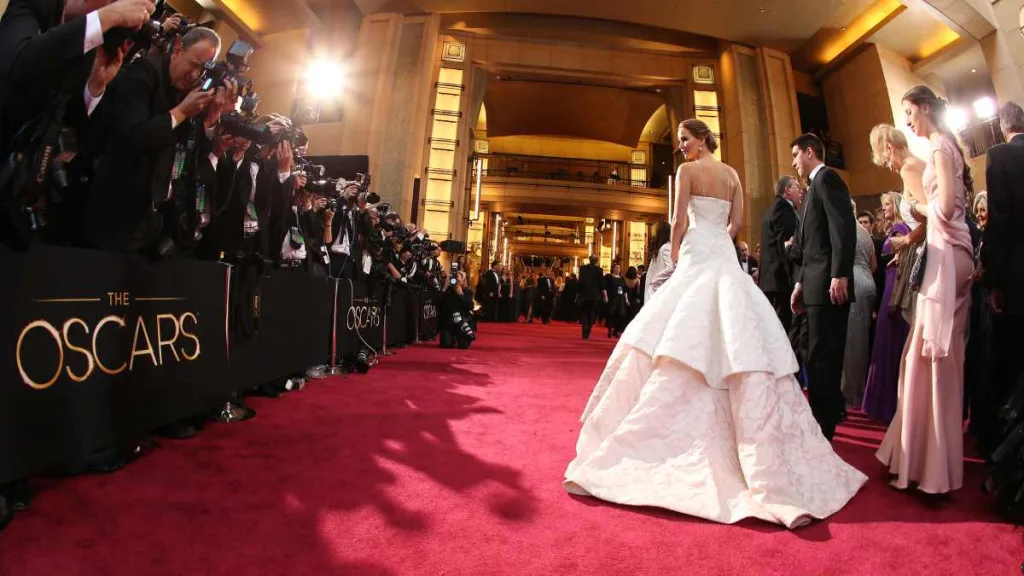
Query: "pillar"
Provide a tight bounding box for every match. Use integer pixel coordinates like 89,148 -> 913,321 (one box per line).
979,1 -> 1024,105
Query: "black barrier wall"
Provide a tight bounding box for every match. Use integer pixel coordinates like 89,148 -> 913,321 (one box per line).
0,247 -> 441,484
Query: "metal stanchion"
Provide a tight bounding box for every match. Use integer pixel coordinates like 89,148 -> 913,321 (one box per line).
381,302 -> 395,356
412,292 -> 422,344
325,278 -> 345,375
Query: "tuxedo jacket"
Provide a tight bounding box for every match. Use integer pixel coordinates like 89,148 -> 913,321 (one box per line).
479,269 -> 501,297
536,276 -> 553,295
759,196 -> 799,294
794,166 -> 856,306
578,263 -> 604,301
204,153 -> 280,259
982,134 -> 1024,313
84,54 -> 201,251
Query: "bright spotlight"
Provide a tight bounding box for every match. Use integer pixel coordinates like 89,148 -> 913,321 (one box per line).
945,106 -> 969,133
305,59 -> 345,101
973,97 -> 996,120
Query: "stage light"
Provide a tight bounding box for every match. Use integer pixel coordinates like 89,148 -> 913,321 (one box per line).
305,58 -> 345,101
945,106 -> 968,133
973,97 -> 996,120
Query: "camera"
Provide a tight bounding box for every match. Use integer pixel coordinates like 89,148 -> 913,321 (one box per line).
200,40 -> 254,92
103,0 -> 168,58
449,261 -> 460,286
451,311 -> 476,342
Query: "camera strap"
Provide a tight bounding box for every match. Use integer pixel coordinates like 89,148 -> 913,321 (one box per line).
0,80 -> 74,244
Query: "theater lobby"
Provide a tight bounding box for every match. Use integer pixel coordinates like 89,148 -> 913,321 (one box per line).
2,0 -> 1024,574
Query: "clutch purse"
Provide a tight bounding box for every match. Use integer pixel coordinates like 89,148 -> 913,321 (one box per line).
909,243 -> 927,291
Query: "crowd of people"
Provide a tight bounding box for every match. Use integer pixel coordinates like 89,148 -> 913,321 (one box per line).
754,94 -> 1023,517
0,0 -> 477,532
473,253 -> 654,338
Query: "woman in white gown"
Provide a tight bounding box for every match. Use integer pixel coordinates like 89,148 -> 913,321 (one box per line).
564,120 -> 867,529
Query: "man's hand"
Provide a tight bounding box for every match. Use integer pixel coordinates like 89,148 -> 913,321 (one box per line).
784,236 -> 794,249
890,235 -> 909,253
829,277 -> 849,306
791,282 -> 804,315
98,0 -> 156,33
212,132 -> 232,156
160,14 -> 183,34
989,289 -> 1005,315
87,44 -> 125,98
313,198 -> 328,211
277,140 -> 294,173
172,87 -> 215,122
204,79 -> 238,128
322,207 -> 335,224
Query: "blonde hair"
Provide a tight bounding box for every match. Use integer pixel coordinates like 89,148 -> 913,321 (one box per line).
973,191 -> 988,215
869,124 -> 909,168
880,191 -> 904,223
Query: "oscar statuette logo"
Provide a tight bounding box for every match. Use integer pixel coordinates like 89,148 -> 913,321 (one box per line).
346,297 -> 382,330
16,292 -> 202,390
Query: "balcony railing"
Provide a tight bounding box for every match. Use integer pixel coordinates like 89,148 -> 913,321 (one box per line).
480,153 -> 648,188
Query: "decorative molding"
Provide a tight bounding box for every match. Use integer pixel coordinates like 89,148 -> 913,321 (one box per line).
475,140 -> 490,154
631,150 -> 648,165
442,41 -> 466,63
693,65 -> 715,84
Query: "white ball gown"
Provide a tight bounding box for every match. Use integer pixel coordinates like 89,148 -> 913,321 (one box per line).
564,196 -> 867,529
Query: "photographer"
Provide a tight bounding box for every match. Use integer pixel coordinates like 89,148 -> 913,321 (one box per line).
0,0 -> 160,247
82,26 -> 235,254
440,270 -> 475,349
323,182 -> 361,279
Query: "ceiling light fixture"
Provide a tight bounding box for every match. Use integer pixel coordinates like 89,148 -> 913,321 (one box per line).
945,106 -> 969,133
973,97 -> 996,120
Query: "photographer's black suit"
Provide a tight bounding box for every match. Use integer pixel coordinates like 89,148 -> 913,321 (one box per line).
328,205 -> 361,279
0,1 -> 105,246
0,0 -> 91,149
794,165 -> 856,441
577,262 -> 604,339
83,54 -> 196,252
201,153 -> 278,260
759,196 -> 799,331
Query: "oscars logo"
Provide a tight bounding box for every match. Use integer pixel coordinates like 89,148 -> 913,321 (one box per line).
346,298 -> 381,330
15,292 -> 201,390
422,303 -> 437,320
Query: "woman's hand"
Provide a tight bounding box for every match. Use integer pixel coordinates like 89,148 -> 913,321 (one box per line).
890,235 -> 909,253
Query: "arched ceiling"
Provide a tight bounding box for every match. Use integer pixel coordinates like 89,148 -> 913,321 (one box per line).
354,0 -> 880,51
484,80 -> 664,146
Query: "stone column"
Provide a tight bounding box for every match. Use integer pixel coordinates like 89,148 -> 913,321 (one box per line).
978,1 -> 1024,105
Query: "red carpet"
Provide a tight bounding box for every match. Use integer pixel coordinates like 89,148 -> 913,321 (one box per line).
0,321 -> 1019,575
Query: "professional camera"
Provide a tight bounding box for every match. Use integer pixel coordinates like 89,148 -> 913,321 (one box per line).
200,40 -> 254,92
103,0 -> 168,58
297,159 -> 326,180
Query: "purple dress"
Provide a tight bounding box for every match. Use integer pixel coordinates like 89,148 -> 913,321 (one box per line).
861,222 -> 912,422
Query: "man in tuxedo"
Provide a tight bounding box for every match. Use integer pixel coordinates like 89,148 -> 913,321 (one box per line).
0,0 -> 157,247
789,133 -> 856,441
759,175 -> 803,332
83,26 -> 232,253
477,260 -> 501,321
736,241 -> 758,278
979,101 -> 1024,452
534,271 -> 554,323
577,255 -> 604,339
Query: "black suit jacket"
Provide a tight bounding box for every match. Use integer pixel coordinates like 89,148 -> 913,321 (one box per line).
83,54 -> 192,251
795,166 -> 856,306
982,134 -> 1024,313
578,263 -> 604,301
759,196 -> 799,294
0,0 -> 91,151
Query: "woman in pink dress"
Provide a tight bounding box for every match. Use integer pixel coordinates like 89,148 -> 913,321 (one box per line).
876,86 -> 975,494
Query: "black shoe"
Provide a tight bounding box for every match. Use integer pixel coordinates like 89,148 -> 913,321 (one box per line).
2,480 -> 33,511
0,496 -> 11,532
154,421 -> 198,440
